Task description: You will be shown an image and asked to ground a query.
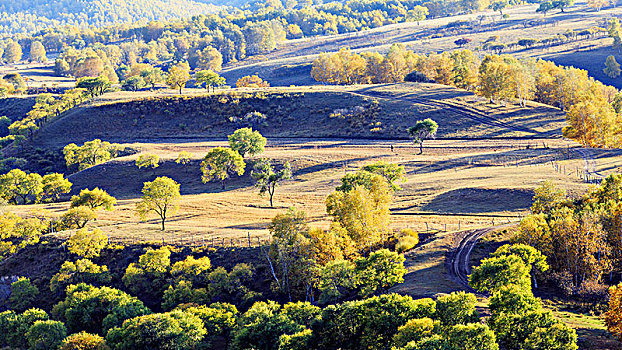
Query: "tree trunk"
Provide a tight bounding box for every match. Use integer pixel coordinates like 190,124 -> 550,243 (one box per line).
419,142 -> 423,154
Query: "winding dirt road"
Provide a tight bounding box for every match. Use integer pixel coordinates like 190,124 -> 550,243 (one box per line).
446,225 -> 512,290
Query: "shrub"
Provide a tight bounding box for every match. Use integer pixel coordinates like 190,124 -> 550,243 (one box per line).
171,256 -> 211,285
26,320 -> 67,350
435,291 -> 479,327
106,310 -> 206,349
9,277 -> 39,312
0,308 -> 48,348
60,331 -> 109,350
50,259 -> 112,293
122,247 -> 171,298
161,280 -> 209,310
67,228 -> 108,258
392,318 -> 435,348
396,229 -> 419,253
52,284 -> 150,334
448,323 -> 498,350
70,188 -> 117,211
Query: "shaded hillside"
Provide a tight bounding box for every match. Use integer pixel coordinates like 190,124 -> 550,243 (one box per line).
28,84 -> 566,151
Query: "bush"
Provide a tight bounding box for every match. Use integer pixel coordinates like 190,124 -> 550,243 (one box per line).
392,318 -> 435,348
50,259 -> 112,293
122,246 -> 171,298
106,310 -> 206,349
60,331 -> 109,350
0,308 -> 48,348
9,277 -> 39,312
67,228 -> 108,258
171,256 -> 211,285
435,291 -> 479,327
396,229 -> 419,253
26,320 -> 67,350
52,284 -> 151,334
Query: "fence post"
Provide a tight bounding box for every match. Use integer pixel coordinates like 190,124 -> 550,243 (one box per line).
425,222 -> 428,232
248,232 -> 251,248
458,221 -> 461,230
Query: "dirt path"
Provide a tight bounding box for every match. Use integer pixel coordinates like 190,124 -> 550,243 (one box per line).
445,224 -> 512,290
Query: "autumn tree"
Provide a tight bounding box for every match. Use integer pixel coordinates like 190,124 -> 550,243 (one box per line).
406,6 -> 428,25
136,176 -> 181,230
140,67 -> 165,89
67,228 -> 108,258
0,169 -> 42,204
175,151 -> 192,165
166,61 -> 191,94
478,55 -> 515,103
407,118 -> 438,154
76,76 -> 110,97
606,283 -> 622,341
30,41 -> 47,63
189,46 -> 223,71
228,127 -> 267,157
200,147 -> 245,189
587,0 -> 608,10
251,159 -> 292,207
3,41 -> 22,63
135,153 -> 160,172
326,175 -> 392,252
63,139 -> 120,171
70,188 -> 117,211
604,55 -> 621,78
361,161 -> 406,191
236,75 -> 269,88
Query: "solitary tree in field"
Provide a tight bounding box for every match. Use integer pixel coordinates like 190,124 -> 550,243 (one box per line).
604,56 -> 621,78
200,147 -> 245,189
195,70 -> 226,92
41,173 -> 72,202
30,41 -> 47,63
408,119 -> 438,154
228,128 -> 267,157
70,188 -> 117,211
136,176 -> 181,231
489,0 -> 509,17
536,1 -> 554,15
406,6 -> 428,25
166,62 -> 191,94
251,159 -> 292,207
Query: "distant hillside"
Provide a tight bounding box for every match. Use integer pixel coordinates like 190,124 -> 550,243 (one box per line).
0,0 -> 221,35
26,84 -> 565,150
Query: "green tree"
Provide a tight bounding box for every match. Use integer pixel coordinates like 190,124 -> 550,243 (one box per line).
136,176 -> 181,230
435,291 -> 480,327
490,244 -> 548,288
228,127 -> 267,157
140,67 -> 165,89
59,331 -> 109,350
251,159 -> 292,207
52,284 -> 150,335
469,255 -> 531,293
9,277 -> 39,312
195,69 -> 226,92
0,169 -> 42,204
50,259 -> 111,294
536,1 -> 554,15
26,320 -> 67,350
0,308 -> 49,349
361,161 -> 406,191
166,61 -> 191,94
123,247 -> 172,298
29,41 -> 47,63
59,207 -> 98,229
606,284 -> 622,341
121,76 -> 146,91
231,301 -> 303,350
552,0 -> 574,12
407,119 -> 438,154
41,173 -> 72,202
604,55 -> 621,78
201,147 -> 246,189
489,0 -> 509,16
70,188 -> 117,211
354,249 -> 406,297
63,140 -> 120,171
448,323 -> 499,350
106,310 -> 206,350
392,318 -> 435,348
76,76 -> 110,98
67,228 -> 108,258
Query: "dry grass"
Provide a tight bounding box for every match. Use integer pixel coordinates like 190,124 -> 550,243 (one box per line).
9,137 -> 603,245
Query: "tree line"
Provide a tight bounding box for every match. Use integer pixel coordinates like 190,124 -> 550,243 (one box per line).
312,44 -> 622,148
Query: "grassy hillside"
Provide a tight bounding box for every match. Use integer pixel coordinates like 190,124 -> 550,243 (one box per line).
27,84 -> 565,150
223,1 -> 620,88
